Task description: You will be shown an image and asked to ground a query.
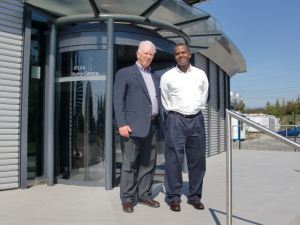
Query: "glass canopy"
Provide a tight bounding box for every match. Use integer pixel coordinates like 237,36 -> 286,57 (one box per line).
24,0 -> 246,75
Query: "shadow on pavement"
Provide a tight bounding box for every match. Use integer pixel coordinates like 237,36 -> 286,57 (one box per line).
209,208 -> 263,225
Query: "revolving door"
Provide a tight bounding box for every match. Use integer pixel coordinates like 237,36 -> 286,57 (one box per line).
55,49 -> 107,185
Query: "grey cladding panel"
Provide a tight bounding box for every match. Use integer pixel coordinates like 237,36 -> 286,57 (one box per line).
0,164 -> 18,172
193,54 -> 209,155
0,170 -> 18,177
0,85 -> 21,93
0,152 -> 18,159
219,70 -> 226,153
0,48 -> 22,58
0,146 -> 19,152
0,0 -> 23,190
0,176 -> 18,184
0,91 -> 21,99
0,13 -> 23,24
0,182 -> 18,190
0,110 -> 20,116
209,61 -> 219,156
0,42 -> 22,52
194,53 -> 207,72
0,24 -> 22,36
0,55 -> 22,64
0,134 -> 19,140
0,104 -> 20,111
0,140 -> 19,147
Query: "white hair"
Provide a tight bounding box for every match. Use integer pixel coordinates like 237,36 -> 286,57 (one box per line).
138,40 -> 156,54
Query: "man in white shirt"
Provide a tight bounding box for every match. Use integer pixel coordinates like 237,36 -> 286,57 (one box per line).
160,43 -> 209,212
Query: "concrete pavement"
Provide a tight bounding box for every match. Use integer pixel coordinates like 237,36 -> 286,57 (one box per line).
1,150 -> 300,225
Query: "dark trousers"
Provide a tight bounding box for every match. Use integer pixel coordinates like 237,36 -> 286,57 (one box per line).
120,121 -> 157,203
164,111 -> 206,203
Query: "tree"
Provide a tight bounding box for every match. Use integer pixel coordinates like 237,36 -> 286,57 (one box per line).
265,101 -> 276,115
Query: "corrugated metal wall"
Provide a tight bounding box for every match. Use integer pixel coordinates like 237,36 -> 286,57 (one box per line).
219,69 -> 226,153
193,54 -> 209,155
208,61 -> 219,156
224,73 -> 230,153
194,54 -> 228,157
0,0 -> 24,190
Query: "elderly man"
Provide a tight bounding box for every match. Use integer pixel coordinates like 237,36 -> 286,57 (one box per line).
114,40 -> 160,213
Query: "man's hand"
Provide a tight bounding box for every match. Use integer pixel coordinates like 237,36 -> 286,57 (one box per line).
118,125 -> 132,138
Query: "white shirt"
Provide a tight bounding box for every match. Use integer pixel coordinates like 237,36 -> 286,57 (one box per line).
136,62 -> 159,115
160,65 -> 209,115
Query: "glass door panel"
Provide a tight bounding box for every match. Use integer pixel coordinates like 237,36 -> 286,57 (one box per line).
55,49 -> 106,185
27,21 -> 47,180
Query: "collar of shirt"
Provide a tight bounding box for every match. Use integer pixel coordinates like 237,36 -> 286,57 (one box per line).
136,62 -> 151,73
175,64 -> 192,73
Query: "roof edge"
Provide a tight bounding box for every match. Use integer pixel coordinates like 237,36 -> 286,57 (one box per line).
199,34 -> 247,76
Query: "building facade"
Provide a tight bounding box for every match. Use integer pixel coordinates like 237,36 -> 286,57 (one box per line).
0,0 -> 246,191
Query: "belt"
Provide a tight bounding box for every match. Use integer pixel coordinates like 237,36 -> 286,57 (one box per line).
169,111 -> 201,118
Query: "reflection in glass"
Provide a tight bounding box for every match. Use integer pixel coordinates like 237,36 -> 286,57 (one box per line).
55,50 -> 106,184
56,81 -> 105,182
28,21 -> 47,180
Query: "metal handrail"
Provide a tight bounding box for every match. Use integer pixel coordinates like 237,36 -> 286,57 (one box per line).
226,109 -> 300,225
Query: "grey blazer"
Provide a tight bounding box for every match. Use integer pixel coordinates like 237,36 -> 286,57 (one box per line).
113,64 -> 160,138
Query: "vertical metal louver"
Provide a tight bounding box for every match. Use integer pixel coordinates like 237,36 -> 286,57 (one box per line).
208,61 -> 219,156
224,74 -> 230,152
193,54 -> 209,156
219,69 -> 226,153
0,0 -> 23,190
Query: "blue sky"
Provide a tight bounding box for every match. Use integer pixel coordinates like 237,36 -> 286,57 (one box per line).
196,0 -> 300,108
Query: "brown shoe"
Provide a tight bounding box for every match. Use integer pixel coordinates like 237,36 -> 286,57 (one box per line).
122,202 -> 134,213
140,199 -> 160,208
187,199 -> 204,210
169,201 -> 181,212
